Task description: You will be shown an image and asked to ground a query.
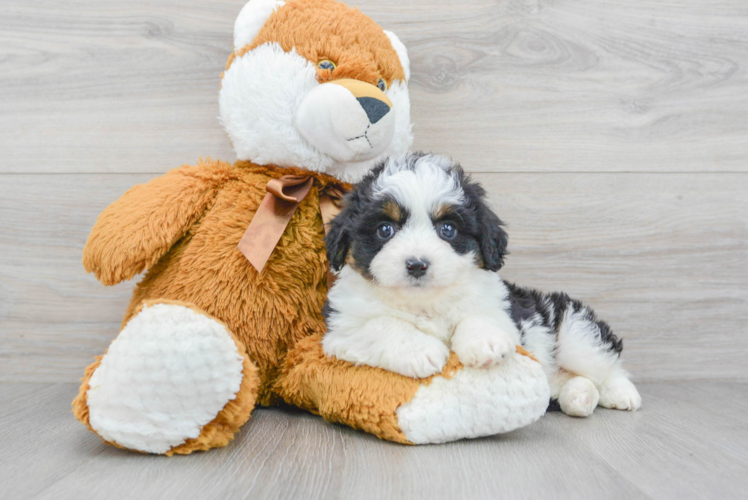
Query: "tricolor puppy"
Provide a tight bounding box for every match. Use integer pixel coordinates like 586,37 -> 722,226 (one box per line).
323,153 -> 641,417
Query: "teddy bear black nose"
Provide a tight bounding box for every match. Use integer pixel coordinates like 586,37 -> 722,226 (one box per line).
356,97 -> 390,124
405,257 -> 429,278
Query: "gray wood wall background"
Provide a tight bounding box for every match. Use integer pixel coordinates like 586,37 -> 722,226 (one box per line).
1,0 -> 746,383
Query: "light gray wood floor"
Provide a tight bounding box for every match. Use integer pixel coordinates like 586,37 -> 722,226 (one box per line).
1,0 -> 747,498
1,381 -> 747,500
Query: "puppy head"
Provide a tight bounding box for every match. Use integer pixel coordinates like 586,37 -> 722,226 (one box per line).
326,152 -> 508,289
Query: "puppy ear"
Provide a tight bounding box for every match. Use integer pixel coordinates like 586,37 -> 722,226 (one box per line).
477,204 -> 509,271
325,207 -> 352,272
463,178 -> 509,272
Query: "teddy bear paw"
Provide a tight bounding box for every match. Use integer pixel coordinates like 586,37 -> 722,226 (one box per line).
396,352 -> 551,444
84,302 -> 246,454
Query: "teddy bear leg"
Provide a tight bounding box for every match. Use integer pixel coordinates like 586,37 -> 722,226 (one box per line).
278,335 -> 550,444
72,300 -> 260,455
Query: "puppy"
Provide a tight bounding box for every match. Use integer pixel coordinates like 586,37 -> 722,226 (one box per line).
323,152 -> 641,417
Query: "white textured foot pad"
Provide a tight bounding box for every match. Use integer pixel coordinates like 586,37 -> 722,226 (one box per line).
396,353 -> 550,444
87,303 -> 245,454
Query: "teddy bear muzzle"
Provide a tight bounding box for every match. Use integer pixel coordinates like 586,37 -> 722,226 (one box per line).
293,78 -> 396,163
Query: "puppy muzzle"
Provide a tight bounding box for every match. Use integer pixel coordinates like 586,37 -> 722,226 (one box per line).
293,79 -> 395,163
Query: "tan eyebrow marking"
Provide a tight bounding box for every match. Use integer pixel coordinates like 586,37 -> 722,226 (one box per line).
383,200 -> 403,222
433,203 -> 453,220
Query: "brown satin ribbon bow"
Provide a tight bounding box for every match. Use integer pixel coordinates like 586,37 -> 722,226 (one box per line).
238,175 -> 349,273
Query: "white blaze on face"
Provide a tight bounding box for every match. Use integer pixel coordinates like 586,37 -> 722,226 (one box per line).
368,155 -> 475,289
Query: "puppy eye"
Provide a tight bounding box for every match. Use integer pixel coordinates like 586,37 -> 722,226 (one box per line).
377,222 -> 395,240
439,222 -> 457,240
318,60 -> 336,71
377,78 -> 387,92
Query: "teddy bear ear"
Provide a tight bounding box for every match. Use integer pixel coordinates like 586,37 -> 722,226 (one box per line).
233,0 -> 286,52
383,30 -> 410,81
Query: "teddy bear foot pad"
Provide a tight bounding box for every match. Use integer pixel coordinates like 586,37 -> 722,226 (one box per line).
396,353 -> 551,444
80,302 -> 254,454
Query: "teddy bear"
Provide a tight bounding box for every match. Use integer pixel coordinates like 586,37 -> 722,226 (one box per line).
72,0 -> 550,455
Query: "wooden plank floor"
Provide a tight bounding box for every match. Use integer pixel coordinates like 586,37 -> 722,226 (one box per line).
2,0 -> 748,174
1,0 -> 747,498
1,381 -> 746,500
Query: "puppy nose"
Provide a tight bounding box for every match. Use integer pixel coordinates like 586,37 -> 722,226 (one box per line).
405,258 -> 429,278
356,97 -> 390,124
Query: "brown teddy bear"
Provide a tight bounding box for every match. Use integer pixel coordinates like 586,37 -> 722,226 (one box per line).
73,0 -> 549,455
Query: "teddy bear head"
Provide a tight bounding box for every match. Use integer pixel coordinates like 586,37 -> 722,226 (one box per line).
219,0 -> 413,183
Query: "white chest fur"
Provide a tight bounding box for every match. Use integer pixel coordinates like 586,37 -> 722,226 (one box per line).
323,266 -> 520,378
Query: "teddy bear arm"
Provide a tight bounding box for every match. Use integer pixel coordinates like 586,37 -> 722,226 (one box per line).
83,165 -> 226,285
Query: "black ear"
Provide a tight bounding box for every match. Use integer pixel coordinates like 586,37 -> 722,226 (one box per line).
325,206 -> 353,272
477,203 -> 509,271
463,177 -> 509,271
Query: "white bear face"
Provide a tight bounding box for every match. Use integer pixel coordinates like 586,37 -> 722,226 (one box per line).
219,0 -> 413,183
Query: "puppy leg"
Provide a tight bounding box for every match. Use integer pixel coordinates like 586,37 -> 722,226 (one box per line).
554,303 -> 641,412
451,316 -> 517,368
557,375 -> 600,417
599,376 -> 642,411
323,316 -> 450,379
506,282 -> 642,413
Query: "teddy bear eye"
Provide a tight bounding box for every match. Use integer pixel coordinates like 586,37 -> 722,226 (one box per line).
318,60 -> 336,71
377,78 -> 387,92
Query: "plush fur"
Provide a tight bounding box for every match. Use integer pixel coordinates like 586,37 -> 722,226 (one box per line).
78,160 -> 344,408
71,153 -> 548,450
221,0 -> 413,182
73,299 -> 260,456
74,0 -> 413,454
84,302 -> 249,454
324,153 -> 641,416
72,0 -> 549,454
282,336 -> 547,444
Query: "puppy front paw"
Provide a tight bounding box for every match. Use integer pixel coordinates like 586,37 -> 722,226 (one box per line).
390,341 -> 450,379
599,377 -> 642,411
452,329 -> 515,368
